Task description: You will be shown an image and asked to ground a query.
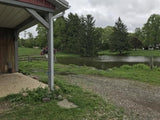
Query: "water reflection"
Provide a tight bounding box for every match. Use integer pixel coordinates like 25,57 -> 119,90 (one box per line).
57,55 -> 160,70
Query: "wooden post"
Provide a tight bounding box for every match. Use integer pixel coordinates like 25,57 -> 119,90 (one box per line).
14,31 -> 19,72
150,57 -> 154,69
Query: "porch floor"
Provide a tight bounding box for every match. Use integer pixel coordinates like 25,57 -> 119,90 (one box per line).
0,73 -> 47,98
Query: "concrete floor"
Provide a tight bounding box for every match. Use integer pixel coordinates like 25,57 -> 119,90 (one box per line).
0,73 -> 47,98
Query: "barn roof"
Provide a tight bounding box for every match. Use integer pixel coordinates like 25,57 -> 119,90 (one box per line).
0,0 -> 70,32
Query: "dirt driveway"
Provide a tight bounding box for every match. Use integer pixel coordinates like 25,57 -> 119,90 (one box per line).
0,73 -> 47,98
64,75 -> 160,120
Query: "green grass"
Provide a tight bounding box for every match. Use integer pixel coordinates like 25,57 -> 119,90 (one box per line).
128,50 -> 160,57
18,47 -> 41,56
19,61 -> 160,86
56,52 -> 80,58
18,47 -> 79,58
99,50 -> 160,57
0,80 -> 124,120
0,62 -> 125,120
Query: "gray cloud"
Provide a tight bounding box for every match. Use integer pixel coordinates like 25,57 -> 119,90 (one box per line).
66,0 -> 160,32
21,0 -> 160,37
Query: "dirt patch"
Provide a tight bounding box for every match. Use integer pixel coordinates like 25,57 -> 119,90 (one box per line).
64,75 -> 160,120
57,99 -> 78,109
0,73 -> 47,98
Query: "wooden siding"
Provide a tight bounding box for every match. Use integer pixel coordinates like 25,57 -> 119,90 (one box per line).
18,0 -> 55,9
0,28 -> 15,73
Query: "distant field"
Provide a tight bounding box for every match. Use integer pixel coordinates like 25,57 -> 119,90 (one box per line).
18,47 -> 79,57
99,50 -> 160,57
18,47 -> 41,56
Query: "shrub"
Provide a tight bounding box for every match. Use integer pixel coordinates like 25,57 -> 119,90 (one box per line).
5,88 -> 54,103
133,64 -> 150,70
120,65 -> 131,70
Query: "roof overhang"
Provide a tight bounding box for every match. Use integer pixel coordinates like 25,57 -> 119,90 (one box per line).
0,0 -> 70,32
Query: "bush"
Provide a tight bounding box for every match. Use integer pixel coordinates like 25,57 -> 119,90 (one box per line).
120,65 -> 131,70
5,88 -> 54,103
133,64 -> 150,70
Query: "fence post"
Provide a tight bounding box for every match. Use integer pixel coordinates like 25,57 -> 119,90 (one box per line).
150,56 -> 154,69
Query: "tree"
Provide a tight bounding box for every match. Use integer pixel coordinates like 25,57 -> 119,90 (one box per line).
142,14 -> 160,48
80,15 -> 101,56
129,35 -> 142,50
65,13 -> 82,53
54,17 -> 67,51
36,24 -> 47,48
100,26 -> 114,50
109,17 -> 128,54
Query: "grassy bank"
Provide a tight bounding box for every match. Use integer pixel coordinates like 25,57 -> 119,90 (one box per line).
99,50 -> 160,57
18,47 -> 79,58
19,61 -> 160,86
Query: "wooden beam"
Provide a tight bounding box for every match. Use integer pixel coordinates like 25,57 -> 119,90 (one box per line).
15,17 -> 35,32
14,31 -> 18,72
15,18 -> 37,33
26,8 -> 49,29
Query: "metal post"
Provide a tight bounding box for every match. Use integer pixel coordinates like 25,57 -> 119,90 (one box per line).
14,31 -> 18,72
47,12 -> 65,90
48,13 -> 54,90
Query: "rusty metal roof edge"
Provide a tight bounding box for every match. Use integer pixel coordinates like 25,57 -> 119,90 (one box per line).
47,0 -> 70,9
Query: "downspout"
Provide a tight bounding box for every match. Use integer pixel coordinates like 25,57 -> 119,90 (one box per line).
49,12 -> 65,91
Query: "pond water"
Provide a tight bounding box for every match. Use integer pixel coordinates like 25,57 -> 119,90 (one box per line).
57,55 -> 160,70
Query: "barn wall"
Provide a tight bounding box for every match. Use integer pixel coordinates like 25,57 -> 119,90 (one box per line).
18,0 -> 55,9
0,28 -> 15,73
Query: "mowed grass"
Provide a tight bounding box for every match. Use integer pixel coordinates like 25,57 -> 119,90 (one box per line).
18,47 -> 79,58
18,47 -> 41,56
99,50 -> 160,57
19,61 -> 160,86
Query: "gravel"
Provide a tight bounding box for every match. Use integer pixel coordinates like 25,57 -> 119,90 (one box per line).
64,75 -> 160,120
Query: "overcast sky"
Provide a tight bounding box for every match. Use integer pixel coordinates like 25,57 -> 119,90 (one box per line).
19,0 -> 160,38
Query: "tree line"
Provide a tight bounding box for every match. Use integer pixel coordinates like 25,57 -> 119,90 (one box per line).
18,13 -> 160,56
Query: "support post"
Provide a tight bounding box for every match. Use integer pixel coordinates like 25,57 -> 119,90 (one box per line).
14,31 -> 18,72
48,13 -> 54,91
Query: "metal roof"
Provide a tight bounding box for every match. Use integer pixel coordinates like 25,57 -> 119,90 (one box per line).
0,0 -> 69,31
0,4 -> 31,28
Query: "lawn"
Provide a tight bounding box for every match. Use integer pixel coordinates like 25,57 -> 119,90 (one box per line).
18,47 -> 41,56
99,49 -> 160,57
19,61 -> 160,86
18,47 -> 79,58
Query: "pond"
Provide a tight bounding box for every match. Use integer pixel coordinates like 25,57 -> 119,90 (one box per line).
57,55 -> 160,70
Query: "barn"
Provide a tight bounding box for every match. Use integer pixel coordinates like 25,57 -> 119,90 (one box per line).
0,0 -> 70,90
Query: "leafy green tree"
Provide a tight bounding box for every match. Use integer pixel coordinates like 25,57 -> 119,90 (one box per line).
129,35 -> 142,50
109,17 -> 128,54
100,26 -> 114,50
36,24 -> 47,48
54,17 -> 67,51
20,32 -> 35,48
80,15 -> 101,56
95,27 -> 104,50
18,38 -> 25,47
65,13 -> 82,53
142,14 -> 160,48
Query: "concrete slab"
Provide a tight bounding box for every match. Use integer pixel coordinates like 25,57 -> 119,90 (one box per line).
0,73 -> 47,98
